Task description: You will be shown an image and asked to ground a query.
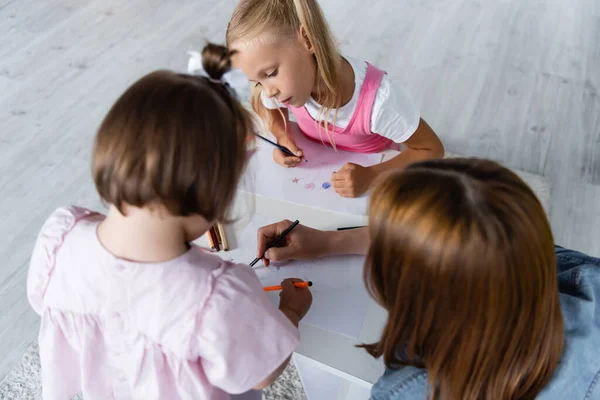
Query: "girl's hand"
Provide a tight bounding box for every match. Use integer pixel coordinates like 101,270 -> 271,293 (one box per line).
331,163 -> 374,198
256,220 -> 329,266
278,278 -> 312,323
273,135 -> 304,168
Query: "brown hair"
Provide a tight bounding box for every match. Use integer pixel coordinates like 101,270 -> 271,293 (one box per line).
202,0 -> 341,143
361,158 -> 564,400
93,70 -> 252,221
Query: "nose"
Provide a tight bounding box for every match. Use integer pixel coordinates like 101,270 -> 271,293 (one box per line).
263,84 -> 279,99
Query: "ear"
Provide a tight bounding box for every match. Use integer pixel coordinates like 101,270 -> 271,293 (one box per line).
298,26 -> 314,53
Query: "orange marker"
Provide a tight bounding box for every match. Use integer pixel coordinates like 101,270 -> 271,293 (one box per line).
263,281 -> 313,292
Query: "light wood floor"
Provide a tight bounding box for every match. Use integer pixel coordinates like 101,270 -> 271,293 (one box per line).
0,0 -> 598,380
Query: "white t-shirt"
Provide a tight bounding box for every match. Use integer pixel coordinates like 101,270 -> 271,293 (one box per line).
260,56 -> 420,144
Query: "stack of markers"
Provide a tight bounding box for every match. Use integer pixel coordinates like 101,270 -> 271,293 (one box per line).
207,222 -> 229,251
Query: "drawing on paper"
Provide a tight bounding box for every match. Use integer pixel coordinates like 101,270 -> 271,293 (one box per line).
239,215 -> 371,339
239,127 -> 382,215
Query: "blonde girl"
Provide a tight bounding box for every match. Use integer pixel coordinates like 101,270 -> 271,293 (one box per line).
201,0 -> 444,198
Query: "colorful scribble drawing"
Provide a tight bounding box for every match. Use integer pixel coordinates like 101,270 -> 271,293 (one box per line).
292,161 -> 336,191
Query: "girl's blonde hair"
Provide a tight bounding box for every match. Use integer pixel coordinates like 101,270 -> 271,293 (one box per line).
203,0 -> 342,144
361,158 -> 564,400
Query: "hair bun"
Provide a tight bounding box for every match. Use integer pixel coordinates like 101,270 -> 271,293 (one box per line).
202,43 -> 233,81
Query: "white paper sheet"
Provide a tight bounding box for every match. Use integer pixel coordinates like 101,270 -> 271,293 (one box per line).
231,215 -> 371,340
240,126 -> 382,216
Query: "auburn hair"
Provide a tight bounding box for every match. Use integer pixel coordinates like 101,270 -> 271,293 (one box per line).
93,70 -> 252,221
360,158 -> 564,400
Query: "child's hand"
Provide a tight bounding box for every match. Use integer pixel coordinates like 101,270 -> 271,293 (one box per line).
278,278 -> 312,322
331,163 -> 374,198
273,135 -> 304,168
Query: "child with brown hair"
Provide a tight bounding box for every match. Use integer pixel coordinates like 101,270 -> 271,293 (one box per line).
27,70 -> 312,399
199,0 -> 444,198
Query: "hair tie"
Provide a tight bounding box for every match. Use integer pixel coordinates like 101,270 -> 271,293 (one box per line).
203,76 -> 238,100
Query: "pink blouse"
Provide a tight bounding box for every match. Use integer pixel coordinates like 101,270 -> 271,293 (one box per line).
27,207 -> 299,400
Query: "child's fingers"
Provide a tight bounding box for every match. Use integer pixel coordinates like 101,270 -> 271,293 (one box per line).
280,278 -> 297,293
331,170 -> 349,181
283,156 -> 302,167
273,149 -> 300,167
283,278 -> 303,284
333,184 -> 355,197
332,179 -> 351,189
337,191 -> 354,198
286,143 -> 303,158
281,278 -> 303,292
336,189 -> 354,198
337,162 -> 355,172
273,149 -> 287,166
280,138 -> 303,157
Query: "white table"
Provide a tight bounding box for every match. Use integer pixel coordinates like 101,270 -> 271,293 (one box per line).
202,191 -> 386,397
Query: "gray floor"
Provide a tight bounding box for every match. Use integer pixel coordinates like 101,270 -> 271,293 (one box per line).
0,0 -> 598,381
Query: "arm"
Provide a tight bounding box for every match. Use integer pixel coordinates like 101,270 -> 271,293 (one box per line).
256,220 -> 369,266
331,118 -> 444,197
253,278 -> 312,389
252,309 -> 298,389
198,266 -> 309,393
322,227 -> 370,257
266,108 -> 305,167
370,118 -> 444,175
267,107 -> 290,141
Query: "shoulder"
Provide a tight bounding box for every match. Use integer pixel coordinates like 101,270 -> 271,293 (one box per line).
27,207 -> 103,314
373,75 -> 419,120
134,252 -> 270,356
369,72 -> 420,142
371,366 -> 429,400
37,206 -> 102,237
345,56 -> 368,83
134,249 -> 256,317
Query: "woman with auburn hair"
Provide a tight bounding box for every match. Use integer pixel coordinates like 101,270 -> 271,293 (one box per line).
256,158 -> 600,400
